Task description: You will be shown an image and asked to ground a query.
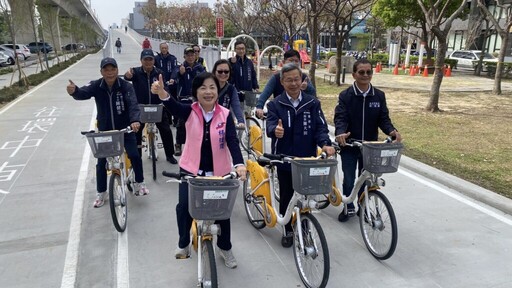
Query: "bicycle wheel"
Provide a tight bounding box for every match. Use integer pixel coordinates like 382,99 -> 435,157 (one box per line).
359,190 -> 398,260
109,173 -> 127,232
201,239 -> 218,288
239,117 -> 261,153
293,213 -> 329,288
243,172 -> 266,229
149,134 -> 157,180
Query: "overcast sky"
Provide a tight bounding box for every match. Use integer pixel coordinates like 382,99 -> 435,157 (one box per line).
90,0 -> 217,29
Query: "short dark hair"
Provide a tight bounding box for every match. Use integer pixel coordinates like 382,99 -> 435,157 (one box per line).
280,63 -> 301,79
284,49 -> 301,60
212,59 -> 232,78
353,59 -> 372,72
234,40 -> 246,48
191,72 -> 220,99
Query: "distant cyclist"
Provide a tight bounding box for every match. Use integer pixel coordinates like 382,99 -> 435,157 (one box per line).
115,38 -> 122,53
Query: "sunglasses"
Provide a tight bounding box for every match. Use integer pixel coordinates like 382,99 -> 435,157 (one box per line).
357,70 -> 373,76
216,70 -> 230,74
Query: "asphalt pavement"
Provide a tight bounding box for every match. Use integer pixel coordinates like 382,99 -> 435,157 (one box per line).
0,29 -> 511,288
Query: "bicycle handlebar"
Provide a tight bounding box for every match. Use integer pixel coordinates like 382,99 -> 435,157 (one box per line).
80,126 -> 133,136
162,171 -> 239,182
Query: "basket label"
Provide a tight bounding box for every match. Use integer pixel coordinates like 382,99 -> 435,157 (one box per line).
310,167 -> 330,176
94,136 -> 112,143
381,149 -> 399,157
203,190 -> 228,199
144,107 -> 158,112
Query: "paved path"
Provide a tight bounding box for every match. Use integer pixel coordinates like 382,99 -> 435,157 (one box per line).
0,30 -> 511,288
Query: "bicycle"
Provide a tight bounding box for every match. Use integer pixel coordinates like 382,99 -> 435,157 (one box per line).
82,127 -> 135,232
243,152 -> 336,288
237,91 -> 264,156
162,171 -> 240,288
328,138 -> 403,260
139,104 -> 163,180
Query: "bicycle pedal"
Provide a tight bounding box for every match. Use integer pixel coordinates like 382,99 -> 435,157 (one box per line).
157,143 -> 164,149
175,255 -> 190,260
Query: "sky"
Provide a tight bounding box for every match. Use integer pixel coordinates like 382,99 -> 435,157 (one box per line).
90,0 -> 218,29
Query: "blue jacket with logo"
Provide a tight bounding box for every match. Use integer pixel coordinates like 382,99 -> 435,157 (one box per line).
229,55 -> 259,93
71,77 -> 140,131
155,53 -> 178,83
266,92 -> 331,168
125,66 -> 163,104
334,83 -> 396,141
172,61 -> 205,98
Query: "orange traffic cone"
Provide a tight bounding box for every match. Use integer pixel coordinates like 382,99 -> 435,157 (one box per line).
422,65 -> 429,77
392,64 -> 399,75
401,63 -> 406,71
375,62 -> 381,73
445,65 -> 452,77
410,65 -> 416,76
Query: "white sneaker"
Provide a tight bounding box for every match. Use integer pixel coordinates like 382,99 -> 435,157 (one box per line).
175,245 -> 190,259
134,182 -> 149,196
93,192 -> 107,208
218,248 -> 237,269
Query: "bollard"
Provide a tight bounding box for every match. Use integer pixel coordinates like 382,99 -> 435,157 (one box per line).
342,66 -> 346,83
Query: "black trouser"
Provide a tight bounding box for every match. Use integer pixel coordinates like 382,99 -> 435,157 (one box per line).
136,110 -> 175,159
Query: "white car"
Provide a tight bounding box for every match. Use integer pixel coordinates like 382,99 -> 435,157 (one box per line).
0,51 -> 8,66
448,50 -> 496,69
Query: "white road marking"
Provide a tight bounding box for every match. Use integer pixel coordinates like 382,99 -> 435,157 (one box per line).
0,189 -> 9,194
398,168 -> 512,226
117,228 -> 130,288
60,111 -> 96,288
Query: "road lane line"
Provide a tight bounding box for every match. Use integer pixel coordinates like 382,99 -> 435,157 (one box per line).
117,229 -> 130,288
60,111 -> 96,288
398,169 -> 512,226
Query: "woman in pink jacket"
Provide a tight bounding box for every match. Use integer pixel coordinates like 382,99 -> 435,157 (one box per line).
152,72 -> 246,268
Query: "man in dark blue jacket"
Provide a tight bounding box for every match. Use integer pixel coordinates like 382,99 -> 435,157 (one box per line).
171,47 -> 205,155
334,59 -> 402,222
230,40 -> 259,108
124,49 -> 177,164
266,63 -> 335,247
154,42 -> 178,95
67,57 -> 149,207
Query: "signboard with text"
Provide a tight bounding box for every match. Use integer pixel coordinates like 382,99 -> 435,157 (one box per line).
216,18 -> 224,38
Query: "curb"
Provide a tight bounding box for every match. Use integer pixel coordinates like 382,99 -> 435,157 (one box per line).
327,125 -> 512,216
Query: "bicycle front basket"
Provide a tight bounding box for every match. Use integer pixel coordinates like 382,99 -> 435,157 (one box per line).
362,142 -> 404,173
188,178 -> 240,220
85,131 -> 125,158
244,91 -> 260,108
291,158 -> 337,195
139,104 -> 164,123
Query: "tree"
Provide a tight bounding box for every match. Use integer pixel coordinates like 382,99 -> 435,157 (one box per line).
218,0 -> 266,35
476,0 -> 512,95
305,0 -> 330,87
417,0 -> 467,112
325,0 -> 374,85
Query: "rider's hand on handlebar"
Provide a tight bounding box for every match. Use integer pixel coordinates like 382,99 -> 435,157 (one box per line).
389,130 -> 402,143
236,122 -> 246,129
335,132 -> 351,146
130,122 -> 141,133
235,165 -> 247,181
255,108 -> 265,118
322,145 -> 336,157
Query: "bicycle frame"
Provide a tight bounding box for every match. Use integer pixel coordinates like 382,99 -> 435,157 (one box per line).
195,220 -> 219,285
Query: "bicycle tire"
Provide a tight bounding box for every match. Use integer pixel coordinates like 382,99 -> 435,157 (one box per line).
242,172 -> 266,229
149,134 -> 157,180
109,173 -> 127,232
293,213 -> 330,288
201,239 -> 218,288
359,190 -> 398,260
312,194 -> 330,210
239,117 -> 261,153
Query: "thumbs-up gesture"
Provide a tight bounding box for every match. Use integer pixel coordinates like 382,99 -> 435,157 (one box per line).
124,67 -> 133,79
66,79 -> 77,95
151,74 -> 168,100
179,65 -> 186,75
275,119 -> 284,138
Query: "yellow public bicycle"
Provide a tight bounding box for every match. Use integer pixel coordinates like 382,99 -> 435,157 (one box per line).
82,127 -> 134,232
163,171 -> 240,288
139,104 -> 163,181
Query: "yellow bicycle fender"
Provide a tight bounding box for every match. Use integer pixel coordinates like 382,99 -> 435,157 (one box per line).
249,125 -> 263,155
264,203 -> 277,228
191,220 -> 198,252
329,185 -> 342,206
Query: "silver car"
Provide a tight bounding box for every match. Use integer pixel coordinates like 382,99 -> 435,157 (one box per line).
0,46 -> 22,65
0,50 -> 8,66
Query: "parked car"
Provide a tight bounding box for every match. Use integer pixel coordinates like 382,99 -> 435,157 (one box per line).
0,43 -> 31,59
61,43 -> 86,51
448,50 -> 496,69
0,51 -> 8,66
27,42 -> 53,53
0,46 -> 22,65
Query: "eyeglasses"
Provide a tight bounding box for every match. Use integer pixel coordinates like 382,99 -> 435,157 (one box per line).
194,49 -> 200,52
216,70 -> 230,74
357,70 -> 373,76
